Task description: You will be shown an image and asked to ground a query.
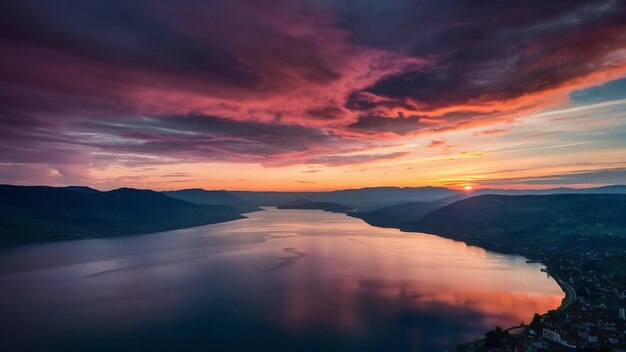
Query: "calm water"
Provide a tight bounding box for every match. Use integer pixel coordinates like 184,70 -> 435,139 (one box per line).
0,208 -> 562,351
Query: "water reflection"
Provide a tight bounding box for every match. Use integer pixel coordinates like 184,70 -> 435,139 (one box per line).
0,208 -> 562,351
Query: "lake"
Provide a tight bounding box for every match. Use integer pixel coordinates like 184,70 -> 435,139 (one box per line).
0,208 -> 563,351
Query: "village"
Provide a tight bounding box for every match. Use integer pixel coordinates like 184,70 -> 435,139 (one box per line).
455,242 -> 626,352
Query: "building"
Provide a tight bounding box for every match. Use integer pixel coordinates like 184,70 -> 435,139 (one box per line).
608,336 -> 620,345
578,328 -> 599,343
543,328 -> 577,349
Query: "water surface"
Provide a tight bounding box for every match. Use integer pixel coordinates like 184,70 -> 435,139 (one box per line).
0,208 -> 562,351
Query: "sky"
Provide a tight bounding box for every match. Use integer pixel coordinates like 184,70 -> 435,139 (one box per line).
1,0 -> 625,191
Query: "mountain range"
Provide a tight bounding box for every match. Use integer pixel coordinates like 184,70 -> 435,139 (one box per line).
163,189 -> 260,212
188,185 -> 626,210
277,202 -> 353,213
0,185 -> 246,246
353,193 -> 626,253
2,184 -> 626,247
229,186 -> 459,208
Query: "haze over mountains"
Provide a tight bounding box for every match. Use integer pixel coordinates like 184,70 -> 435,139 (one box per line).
2,183 -> 626,247
348,201 -> 448,228
439,185 -> 626,203
0,185 -> 245,246
277,202 -> 353,213
163,189 -> 260,212
416,193 -> 626,240
229,186 -> 459,208
176,185 -> 626,209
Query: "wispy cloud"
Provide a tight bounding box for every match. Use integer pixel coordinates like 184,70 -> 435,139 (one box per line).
473,129 -> 508,137
1,0 -> 626,188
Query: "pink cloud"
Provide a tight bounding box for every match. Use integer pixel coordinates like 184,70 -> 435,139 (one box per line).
473,129 -> 509,137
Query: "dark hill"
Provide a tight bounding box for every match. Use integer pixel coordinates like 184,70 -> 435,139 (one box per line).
227,191 -> 313,206
277,202 -> 353,213
231,186 -> 460,208
307,186 -> 458,208
409,194 -> 626,250
439,185 -> 626,203
281,198 -> 313,206
349,201 -> 447,228
163,189 -> 259,212
62,186 -> 101,194
0,185 -> 246,246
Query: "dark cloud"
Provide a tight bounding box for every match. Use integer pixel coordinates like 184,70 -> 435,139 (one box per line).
0,114 -> 347,168
1,0 -> 626,185
305,105 -> 347,120
0,0 -> 420,125
346,0 -> 626,107
348,114 -> 424,135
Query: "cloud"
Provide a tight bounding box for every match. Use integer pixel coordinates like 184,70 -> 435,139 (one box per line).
344,0 -> 626,133
347,114 -> 424,136
0,0 -> 426,127
305,151 -> 411,167
476,167 -> 626,186
1,0 -> 626,186
473,129 -> 509,137
0,163 -> 90,186
0,114 -> 352,166
428,138 -> 448,149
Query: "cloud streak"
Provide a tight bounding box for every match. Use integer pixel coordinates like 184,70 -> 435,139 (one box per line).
1,0 -> 626,187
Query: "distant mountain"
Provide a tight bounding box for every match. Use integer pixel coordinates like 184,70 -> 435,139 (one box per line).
308,186 -> 459,208
62,186 -> 101,194
228,191 -> 319,206
349,201 -> 447,228
231,186 -> 460,208
281,199 -> 313,206
277,202 -> 353,213
0,185 -> 247,246
231,185 -> 626,208
163,189 -> 259,212
439,185 -> 626,203
408,194 -> 626,250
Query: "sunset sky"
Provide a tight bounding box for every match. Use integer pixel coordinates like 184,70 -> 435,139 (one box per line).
1,0 -> 625,191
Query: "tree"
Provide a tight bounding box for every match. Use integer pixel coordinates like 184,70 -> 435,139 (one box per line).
529,313 -> 542,335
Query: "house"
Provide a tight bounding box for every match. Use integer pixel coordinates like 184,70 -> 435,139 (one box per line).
542,328 -> 577,349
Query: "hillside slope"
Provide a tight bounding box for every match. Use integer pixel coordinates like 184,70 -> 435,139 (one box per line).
349,201 -> 447,228
163,189 -> 260,212
0,185 -> 246,246
409,194 -> 626,250
277,202 -> 353,213
439,185 -> 626,203
231,186 -> 459,208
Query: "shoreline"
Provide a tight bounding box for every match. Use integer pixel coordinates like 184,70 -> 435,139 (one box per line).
350,217 -> 575,350
0,211 -> 256,248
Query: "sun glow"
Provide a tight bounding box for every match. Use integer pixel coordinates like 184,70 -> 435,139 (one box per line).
464,185 -> 473,191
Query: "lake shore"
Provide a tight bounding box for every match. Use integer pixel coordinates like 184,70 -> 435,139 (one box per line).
0,208 -> 560,352
350,220 -> 625,350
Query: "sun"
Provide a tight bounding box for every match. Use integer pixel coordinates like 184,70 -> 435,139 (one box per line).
464,185 -> 473,191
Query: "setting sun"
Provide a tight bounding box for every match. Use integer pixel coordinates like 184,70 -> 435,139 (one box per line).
464,185 -> 473,191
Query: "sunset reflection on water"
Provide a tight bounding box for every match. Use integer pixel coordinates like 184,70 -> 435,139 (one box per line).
0,208 -> 562,351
